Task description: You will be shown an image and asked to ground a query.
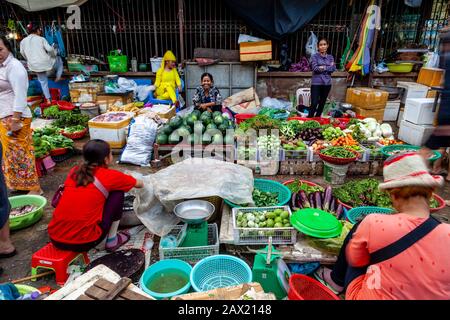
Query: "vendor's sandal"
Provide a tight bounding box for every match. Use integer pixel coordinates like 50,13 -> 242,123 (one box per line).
0,249 -> 17,259
105,232 -> 130,252
313,266 -> 344,295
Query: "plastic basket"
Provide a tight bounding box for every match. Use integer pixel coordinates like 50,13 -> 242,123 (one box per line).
159,224 -> 219,265
288,274 -> 340,300
50,147 -> 69,157
282,179 -> 321,188
190,255 -> 253,292
224,178 -> 292,208
57,101 -> 76,111
235,113 -> 257,125
232,206 -> 296,245
61,128 -> 88,140
346,206 -> 395,224
380,145 -> 441,162
318,149 -> 358,165
51,149 -> 74,163
9,195 -> 47,231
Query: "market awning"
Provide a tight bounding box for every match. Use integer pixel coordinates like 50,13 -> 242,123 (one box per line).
224,0 -> 330,40
6,0 -> 88,12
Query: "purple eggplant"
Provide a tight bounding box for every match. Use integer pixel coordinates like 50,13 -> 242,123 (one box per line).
315,191 -> 322,210
295,193 -> 304,209
336,203 -> 344,219
309,193 -> 315,208
329,197 -> 336,214
322,186 -> 333,211
299,190 -> 310,208
291,192 -> 298,209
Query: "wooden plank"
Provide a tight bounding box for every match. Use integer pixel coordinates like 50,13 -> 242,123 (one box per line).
85,286 -> 109,300
97,277 -> 132,300
94,278 -> 151,300
77,294 -> 95,300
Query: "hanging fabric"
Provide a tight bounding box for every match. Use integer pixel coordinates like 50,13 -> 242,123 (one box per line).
44,23 -> 66,58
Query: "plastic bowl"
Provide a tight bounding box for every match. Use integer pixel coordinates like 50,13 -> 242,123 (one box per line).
139,259 -> 192,300
380,144 -> 441,162
386,63 -> 414,73
190,255 -> 252,292
9,195 -> 47,231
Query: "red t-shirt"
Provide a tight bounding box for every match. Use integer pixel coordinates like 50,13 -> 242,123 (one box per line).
48,167 -> 137,244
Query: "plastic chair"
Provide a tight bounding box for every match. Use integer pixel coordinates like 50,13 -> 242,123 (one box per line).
296,88 -> 311,107
146,79 -> 185,109
31,243 -> 90,285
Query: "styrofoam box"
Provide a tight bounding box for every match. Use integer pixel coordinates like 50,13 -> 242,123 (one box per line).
397,110 -> 404,127
88,112 -> 134,148
403,98 -> 436,125
397,81 -> 430,104
398,120 -> 435,146
383,100 -> 401,121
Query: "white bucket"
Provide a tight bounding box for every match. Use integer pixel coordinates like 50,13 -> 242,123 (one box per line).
150,57 -> 163,72
323,161 -> 350,185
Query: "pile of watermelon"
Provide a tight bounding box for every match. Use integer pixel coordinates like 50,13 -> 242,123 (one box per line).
155,110 -> 235,145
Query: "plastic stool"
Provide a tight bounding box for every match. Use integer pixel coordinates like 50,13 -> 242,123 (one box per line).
31,243 -> 90,285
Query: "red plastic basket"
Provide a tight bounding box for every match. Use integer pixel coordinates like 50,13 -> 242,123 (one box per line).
50,148 -> 69,156
283,179 -> 321,188
288,117 -> 330,125
235,113 -> 256,124
332,116 -> 365,129
319,149 -> 359,165
288,274 -> 340,300
57,101 -> 76,111
61,128 -> 88,140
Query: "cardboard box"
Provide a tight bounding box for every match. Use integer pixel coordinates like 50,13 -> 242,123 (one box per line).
417,67 -> 444,87
353,106 -> 385,121
240,41 -> 272,62
345,87 -> 389,110
69,81 -> 104,103
96,91 -> 134,114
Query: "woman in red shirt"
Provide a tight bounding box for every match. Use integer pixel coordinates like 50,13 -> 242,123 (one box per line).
314,153 -> 450,300
48,139 -> 143,252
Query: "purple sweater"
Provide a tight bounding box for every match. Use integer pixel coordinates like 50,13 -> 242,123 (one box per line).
310,53 -> 336,86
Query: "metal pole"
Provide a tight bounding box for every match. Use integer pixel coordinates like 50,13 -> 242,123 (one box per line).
369,0 -> 382,87
178,0 -> 185,62
152,0 -> 158,56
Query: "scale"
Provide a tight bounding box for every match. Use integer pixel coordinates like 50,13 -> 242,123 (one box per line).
252,237 -> 291,300
173,200 -> 215,247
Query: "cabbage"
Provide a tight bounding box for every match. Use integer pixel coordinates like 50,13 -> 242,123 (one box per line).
366,121 -> 377,133
380,123 -> 393,138
362,118 -> 377,124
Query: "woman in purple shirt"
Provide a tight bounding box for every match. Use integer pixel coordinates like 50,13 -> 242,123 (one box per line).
309,38 -> 336,117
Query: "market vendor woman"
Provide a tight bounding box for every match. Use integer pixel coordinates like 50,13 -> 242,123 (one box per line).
192,73 -> 223,112
309,38 -> 336,118
154,50 -> 182,106
48,139 -> 144,252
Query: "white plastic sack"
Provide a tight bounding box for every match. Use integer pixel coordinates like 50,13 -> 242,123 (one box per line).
305,32 -> 318,57
425,51 -> 440,68
119,116 -> 157,166
136,85 -> 155,102
261,97 -> 292,110
238,34 -> 265,44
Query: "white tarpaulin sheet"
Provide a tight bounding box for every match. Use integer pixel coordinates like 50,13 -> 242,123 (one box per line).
7,0 -> 88,11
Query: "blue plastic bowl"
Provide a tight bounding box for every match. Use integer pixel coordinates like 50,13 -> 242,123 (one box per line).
139,259 -> 192,299
190,255 -> 252,292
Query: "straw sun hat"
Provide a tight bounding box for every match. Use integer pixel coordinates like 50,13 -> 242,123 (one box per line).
378,152 -> 444,191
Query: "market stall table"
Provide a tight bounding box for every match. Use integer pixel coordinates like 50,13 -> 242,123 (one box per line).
219,204 -> 337,265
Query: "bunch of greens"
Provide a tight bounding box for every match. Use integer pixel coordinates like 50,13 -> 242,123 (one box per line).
32,126 -> 59,138
280,120 -> 305,139
332,178 -> 392,208
238,115 -> 281,132
62,125 -> 86,133
40,135 -> 74,150
287,179 -> 324,194
42,106 -> 61,119
321,146 -> 356,159
33,137 -> 52,158
252,189 -> 279,207
53,111 -> 89,128
299,120 -> 321,130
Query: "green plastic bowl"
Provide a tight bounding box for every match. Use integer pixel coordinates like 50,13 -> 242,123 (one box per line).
290,208 -> 343,238
224,178 -> 292,208
8,195 -> 47,231
380,144 -> 441,161
386,63 -> 414,73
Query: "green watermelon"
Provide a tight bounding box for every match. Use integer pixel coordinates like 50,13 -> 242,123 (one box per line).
200,111 -> 211,121
169,116 -> 183,129
206,123 -> 217,130
177,127 -> 191,137
160,125 -> 173,135
193,122 -> 205,133
213,115 -> 224,126
186,115 -> 197,127
218,123 -> 228,132
202,132 -> 212,145
169,131 -> 181,144
212,133 -> 223,145
192,110 -> 201,118
212,111 -> 222,119
156,133 -> 168,145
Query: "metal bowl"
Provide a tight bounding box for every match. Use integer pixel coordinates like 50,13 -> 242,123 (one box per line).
174,200 -> 215,224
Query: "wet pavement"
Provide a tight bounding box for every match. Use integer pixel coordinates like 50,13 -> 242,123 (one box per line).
1,139 -> 449,291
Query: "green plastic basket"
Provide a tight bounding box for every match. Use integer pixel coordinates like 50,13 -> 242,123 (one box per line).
8,195 -> 47,231
380,144 -> 441,161
346,206 -> 395,224
224,178 -> 292,208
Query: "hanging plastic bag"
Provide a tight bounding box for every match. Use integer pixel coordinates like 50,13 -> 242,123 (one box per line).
305,32 -> 318,57
425,51 -> 440,68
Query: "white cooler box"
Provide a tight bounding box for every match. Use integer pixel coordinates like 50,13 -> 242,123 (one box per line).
398,120 -> 435,146
88,112 -> 134,148
383,100 -> 401,121
397,81 -> 430,104
403,98 -> 436,125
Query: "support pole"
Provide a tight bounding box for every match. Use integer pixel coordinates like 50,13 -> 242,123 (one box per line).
369,0 -> 383,87
178,0 -> 185,62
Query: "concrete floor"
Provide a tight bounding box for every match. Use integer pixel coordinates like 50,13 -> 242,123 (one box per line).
1,140 -> 449,290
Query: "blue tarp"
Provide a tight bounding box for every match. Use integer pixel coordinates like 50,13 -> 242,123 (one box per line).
225,0 -> 330,40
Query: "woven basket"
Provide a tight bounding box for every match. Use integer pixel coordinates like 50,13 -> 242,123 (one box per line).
61,128 -> 88,140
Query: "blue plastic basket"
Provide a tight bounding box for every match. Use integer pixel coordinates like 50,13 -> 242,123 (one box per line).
346,206 -> 395,224
224,178 -> 292,208
190,255 -> 252,292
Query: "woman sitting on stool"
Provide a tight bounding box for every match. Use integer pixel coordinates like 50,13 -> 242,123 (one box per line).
192,73 -> 223,113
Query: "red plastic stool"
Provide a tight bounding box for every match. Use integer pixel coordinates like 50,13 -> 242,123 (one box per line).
31,243 -> 90,286
50,88 -> 61,101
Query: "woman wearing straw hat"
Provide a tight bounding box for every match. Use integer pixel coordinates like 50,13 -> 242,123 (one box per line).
314,153 -> 450,300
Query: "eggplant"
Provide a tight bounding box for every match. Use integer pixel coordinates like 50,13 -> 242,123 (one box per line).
299,190 -> 310,208
315,191 -> 322,210
329,197 -> 336,214
309,193 -> 315,208
291,192 -> 298,209
295,193 -> 304,209
336,203 -> 344,220
322,186 -> 333,211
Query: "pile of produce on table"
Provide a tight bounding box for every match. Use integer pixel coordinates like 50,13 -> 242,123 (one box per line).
238,115 -> 281,133
156,110 -> 235,145
61,125 -> 86,133
10,205 -> 38,218
345,118 -> 394,143
320,146 -> 357,159
91,112 -> 131,123
42,107 -> 89,128
288,181 -> 343,217
235,208 -> 291,228
32,126 -> 74,158
252,189 -> 279,207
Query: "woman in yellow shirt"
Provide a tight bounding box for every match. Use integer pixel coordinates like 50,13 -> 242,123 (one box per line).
154,50 -> 182,106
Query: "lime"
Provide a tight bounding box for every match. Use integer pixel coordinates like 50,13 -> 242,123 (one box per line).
284,223 -> 291,228
274,222 -> 283,228
266,219 -> 274,228
283,219 -> 289,224
274,209 -> 283,215
280,211 -> 289,219
266,212 -> 276,219
275,217 -> 282,223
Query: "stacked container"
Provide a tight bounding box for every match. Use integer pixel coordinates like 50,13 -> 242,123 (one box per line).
398,98 -> 437,145
345,87 -> 389,121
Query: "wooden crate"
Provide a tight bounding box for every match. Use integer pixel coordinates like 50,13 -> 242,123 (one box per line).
96,91 -> 134,113
239,41 -> 272,62
77,277 -> 151,300
69,81 -> 104,103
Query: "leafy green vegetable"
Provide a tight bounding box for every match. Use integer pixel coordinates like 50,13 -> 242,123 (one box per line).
333,179 -> 393,208
53,111 -> 89,128
42,106 -> 61,119
321,146 -> 356,158
252,189 -> 279,207
238,115 -> 281,133
287,179 -> 324,194
63,125 -> 86,133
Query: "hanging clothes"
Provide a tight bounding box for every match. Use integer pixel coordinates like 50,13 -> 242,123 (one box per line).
44,25 -> 66,58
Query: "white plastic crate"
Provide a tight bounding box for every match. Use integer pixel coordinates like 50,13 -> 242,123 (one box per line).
232,206 -> 297,245
403,98 -> 436,125
398,120 -> 435,146
281,148 -> 309,161
159,223 -> 219,265
397,81 -> 430,104
383,100 -> 401,121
